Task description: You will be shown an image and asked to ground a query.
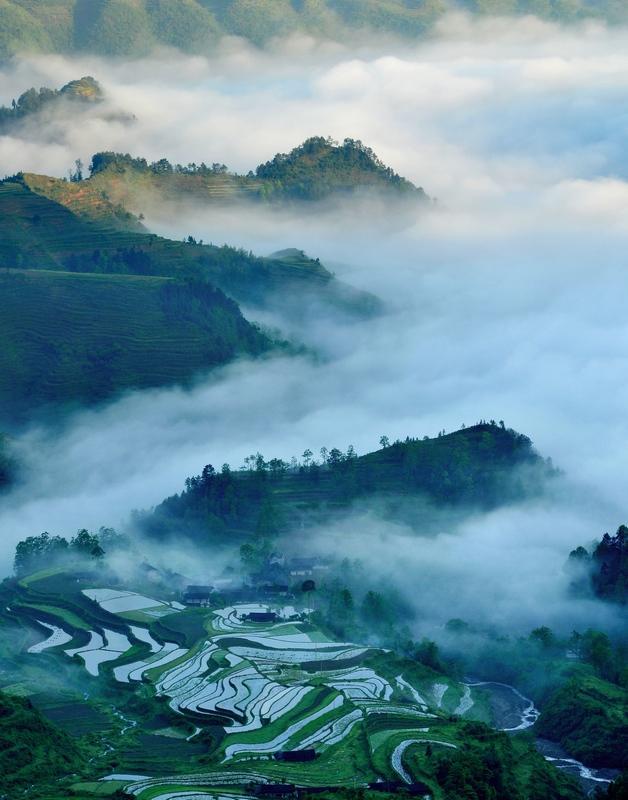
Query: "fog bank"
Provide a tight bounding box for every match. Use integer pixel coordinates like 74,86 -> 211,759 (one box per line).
0,16 -> 627,634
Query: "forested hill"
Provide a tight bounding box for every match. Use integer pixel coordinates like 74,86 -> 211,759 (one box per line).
0,1 -> 626,59
141,422 -> 554,545
0,76 -> 102,132
254,137 -> 427,202
81,137 -> 427,208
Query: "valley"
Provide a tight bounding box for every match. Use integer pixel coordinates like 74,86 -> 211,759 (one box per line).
0,566 -> 586,800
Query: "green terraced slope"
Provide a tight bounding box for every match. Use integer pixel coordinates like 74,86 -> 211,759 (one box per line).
0,269 -> 269,414
0,569 -> 583,800
0,176 -> 378,315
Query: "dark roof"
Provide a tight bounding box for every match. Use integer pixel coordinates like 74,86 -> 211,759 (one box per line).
247,611 -> 277,623
250,784 -> 296,796
274,749 -> 317,762
184,585 -> 213,597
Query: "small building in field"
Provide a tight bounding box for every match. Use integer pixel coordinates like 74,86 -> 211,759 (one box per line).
274,749 -> 317,762
259,583 -> 290,598
183,585 -> 214,606
249,783 -> 296,797
368,780 -> 432,796
246,611 -> 277,623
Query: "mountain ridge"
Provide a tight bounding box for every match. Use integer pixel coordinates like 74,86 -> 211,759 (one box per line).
1,1 -> 627,60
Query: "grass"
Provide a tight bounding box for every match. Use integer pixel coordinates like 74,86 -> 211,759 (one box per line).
37,700 -> 113,737
19,566 -> 69,587
117,732 -> 209,775
70,782 -> 129,796
17,602 -> 92,630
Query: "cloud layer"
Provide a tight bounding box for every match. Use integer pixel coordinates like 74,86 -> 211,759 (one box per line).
0,15 -> 626,634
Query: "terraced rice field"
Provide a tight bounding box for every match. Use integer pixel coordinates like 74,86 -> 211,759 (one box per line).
15,583 -> 485,797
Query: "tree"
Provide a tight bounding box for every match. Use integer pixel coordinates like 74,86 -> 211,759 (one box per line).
414,638 -> 444,672
530,626 -> 557,651
379,435 -> 390,449
581,629 -> 613,677
70,529 -> 104,559
302,448 -> 313,467
13,532 -> 69,576
328,447 -> 343,466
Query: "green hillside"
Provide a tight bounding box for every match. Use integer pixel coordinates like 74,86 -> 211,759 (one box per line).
0,566 -> 582,800
0,174 -> 377,315
0,0 -> 626,58
0,269 -> 269,414
255,137 -> 427,202
0,689 -> 84,792
537,674 -> 628,768
142,422 -> 554,545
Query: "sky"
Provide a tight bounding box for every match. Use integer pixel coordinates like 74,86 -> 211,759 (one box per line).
0,13 -> 626,633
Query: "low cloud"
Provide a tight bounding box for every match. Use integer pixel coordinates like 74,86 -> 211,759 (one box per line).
0,15 -> 626,637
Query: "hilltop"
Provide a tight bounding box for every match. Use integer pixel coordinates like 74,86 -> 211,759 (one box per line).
0,75 -> 106,132
255,137 -> 427,202
0,269 -> 270,416
0,1 -> 626,59
81,137 -> 428,210
141,422 -> 554,545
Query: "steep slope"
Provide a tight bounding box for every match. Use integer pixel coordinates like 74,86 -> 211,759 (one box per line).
0,269 -> 270,414
0,175 -> 377,315
0,0 -> 626,58
537,675 -> 627,768
142,423 -> 554,544
0,689 -> 84,792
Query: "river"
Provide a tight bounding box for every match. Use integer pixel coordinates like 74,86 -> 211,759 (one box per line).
466,681 -> 619,796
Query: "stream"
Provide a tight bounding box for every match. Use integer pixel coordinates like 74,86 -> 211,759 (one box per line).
467,681 -> 618,796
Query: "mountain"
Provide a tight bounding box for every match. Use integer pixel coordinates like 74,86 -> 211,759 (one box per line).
0,269 -> 270,416
84,137 -> 428,209
0,1 -> 626,59
0,75 -> 109,133
254,137 -> 428,202
0,172 -> 378,415
0,172 -> 378,315
141,422 -> 554,546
